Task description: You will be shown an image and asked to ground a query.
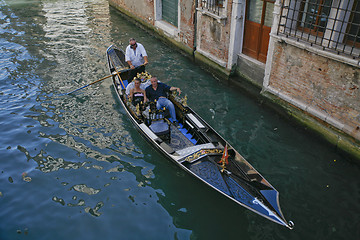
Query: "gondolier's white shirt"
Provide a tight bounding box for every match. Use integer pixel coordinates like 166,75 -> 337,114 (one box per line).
125,43 -> 147,67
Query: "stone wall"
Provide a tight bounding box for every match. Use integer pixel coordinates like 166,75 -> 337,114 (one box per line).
268,41 -> 360,141
109,0 -> 154,24
109,0 -> 197,56
179,0 -> 195,49
196,2 -> 233,68
197,16 -> 229,63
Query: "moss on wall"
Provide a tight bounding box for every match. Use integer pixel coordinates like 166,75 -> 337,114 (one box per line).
194,51 -> 230,80
261,90 -> 360,161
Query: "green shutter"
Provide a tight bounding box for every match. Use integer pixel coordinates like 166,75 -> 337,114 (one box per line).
162,0 -> 178,27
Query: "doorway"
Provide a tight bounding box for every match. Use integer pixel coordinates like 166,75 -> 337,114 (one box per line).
242,0 -> 275,63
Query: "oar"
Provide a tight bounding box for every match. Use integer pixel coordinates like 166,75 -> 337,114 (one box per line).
109,56 -> 147,90
59,69 -> 129,96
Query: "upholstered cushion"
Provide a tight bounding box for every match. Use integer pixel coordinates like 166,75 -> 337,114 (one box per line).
149,120 -> 170,136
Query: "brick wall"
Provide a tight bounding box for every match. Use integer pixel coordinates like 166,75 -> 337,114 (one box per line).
196,2 -> 233,66
109,0 -> 196,50
179,0 -> 195,49
197,15 -> 229,62
269,42 -> 360,140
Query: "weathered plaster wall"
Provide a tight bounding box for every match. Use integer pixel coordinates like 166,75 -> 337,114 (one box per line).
269,42 -> 360,141
196,1 -> 233,67
179,0 -> 195,49
110,0 -> 196,51
109,0 -> 154,24
197,16 -> 230,62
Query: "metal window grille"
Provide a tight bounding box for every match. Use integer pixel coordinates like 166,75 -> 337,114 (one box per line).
201,0 -> 225,15
277,0 -> 360,60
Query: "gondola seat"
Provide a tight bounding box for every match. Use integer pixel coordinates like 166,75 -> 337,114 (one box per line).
149,120 -> 170,142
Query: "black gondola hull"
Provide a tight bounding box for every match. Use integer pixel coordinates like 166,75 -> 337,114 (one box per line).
106,45 -> 294,229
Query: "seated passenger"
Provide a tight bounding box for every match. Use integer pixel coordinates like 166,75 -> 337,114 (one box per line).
129,78 -> 147,106
125,77 -> 151,95
145,76 -> 181,127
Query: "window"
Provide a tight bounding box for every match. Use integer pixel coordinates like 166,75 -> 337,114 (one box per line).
201,0 -> 225,16
154,0 -> 179,38
298,0 -> 332,35
345,1 -> 360,47
162,0 -> 178,27
277,0 -> 360,59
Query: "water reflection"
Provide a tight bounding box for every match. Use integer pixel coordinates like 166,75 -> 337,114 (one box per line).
1,0 -> 192,238
84,201 -> 104,217
17,145 -> 86,173
71,184 -> 100,195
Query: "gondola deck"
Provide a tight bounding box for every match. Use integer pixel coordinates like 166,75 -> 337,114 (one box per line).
106,45 -> 294,229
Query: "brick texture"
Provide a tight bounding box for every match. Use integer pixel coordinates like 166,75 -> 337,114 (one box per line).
197,2 -> 233,65
269,42 -> 360,140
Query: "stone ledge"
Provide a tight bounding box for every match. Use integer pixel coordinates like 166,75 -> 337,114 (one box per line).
196,7 -> 227,25
261,90 -> 360,161
194,50 -> 230,80
155,20 -> 179,39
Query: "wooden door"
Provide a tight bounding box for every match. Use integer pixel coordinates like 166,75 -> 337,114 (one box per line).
242,0 -> 274,63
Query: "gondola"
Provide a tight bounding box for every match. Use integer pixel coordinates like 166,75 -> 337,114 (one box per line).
106,45 -> 294,229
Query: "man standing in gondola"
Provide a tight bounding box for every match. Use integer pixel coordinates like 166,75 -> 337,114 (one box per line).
125,38 -> 149,69
145,76 -> 181,127
125,38 -> 149,82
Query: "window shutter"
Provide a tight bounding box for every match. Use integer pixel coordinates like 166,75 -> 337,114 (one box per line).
162,0 -> 178,27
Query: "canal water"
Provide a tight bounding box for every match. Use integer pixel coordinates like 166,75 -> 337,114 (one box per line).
0,0 -> 359,239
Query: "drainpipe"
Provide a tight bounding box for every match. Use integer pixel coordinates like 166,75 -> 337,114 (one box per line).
193,0 -> 198,59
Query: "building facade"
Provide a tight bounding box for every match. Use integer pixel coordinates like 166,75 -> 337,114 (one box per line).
109,0 -> 360,158
264,0 -> 359,143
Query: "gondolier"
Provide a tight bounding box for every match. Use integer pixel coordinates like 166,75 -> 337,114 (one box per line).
125,38 -> 148,82
125,38 -> 148,69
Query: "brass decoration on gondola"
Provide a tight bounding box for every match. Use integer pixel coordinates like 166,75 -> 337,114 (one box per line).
182,95 -> 187,106
135,71 -> 152,83
169,93 -> 188,112
136,103 -> 140,116
184,148 -> 223,163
